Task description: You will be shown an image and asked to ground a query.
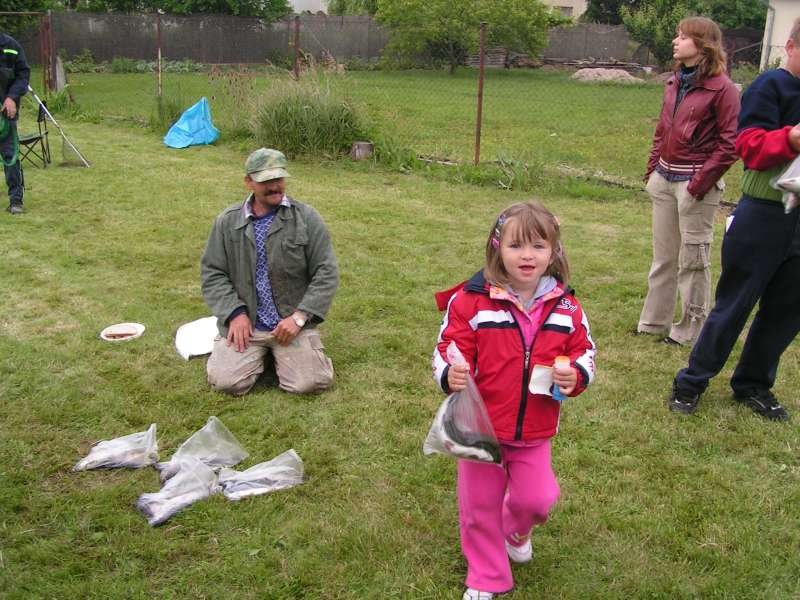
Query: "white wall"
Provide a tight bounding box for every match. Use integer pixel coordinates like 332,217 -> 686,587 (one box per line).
761,0 -> 799,69
540,0 -> 588,19
290,0 -> 329,13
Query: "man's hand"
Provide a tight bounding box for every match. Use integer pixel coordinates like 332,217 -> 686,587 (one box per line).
447,363 -> 469,392
272,314 -> 302,346
226,313 -> 253,352
789,124 -> 800,153
2,98 -> 17,120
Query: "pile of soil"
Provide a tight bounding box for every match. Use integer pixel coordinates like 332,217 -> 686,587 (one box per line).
571,68 -> 645,83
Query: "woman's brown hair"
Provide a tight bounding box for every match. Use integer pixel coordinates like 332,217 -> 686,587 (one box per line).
484,201 -> 570,287
674,16 -> 728,81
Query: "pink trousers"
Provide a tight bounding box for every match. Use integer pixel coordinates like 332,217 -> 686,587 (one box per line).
457,440 -> 560,593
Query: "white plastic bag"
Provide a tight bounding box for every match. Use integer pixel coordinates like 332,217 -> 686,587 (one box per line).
771,154 -> 800,213
156,416 -> 248,482
136,457 -> 220,527
73,423 -> 159,471
218,449 -> 305,501
424,343 -> 501,464
174,316 -> 218,360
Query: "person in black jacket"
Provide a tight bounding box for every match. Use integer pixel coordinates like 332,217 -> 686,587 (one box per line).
0,32 -> 30,215
668,19 -> 800,421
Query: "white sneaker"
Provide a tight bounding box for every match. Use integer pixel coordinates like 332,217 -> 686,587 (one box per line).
505,538 -> 533,563
462,588 -> 494,600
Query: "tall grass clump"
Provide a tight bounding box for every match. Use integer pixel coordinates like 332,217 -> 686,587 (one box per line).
207,67 -> 258,140
251,78 -> 366,157
149,88 -> 190,133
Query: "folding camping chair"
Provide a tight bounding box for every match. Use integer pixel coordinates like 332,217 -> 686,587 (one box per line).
18,101 -> 51,168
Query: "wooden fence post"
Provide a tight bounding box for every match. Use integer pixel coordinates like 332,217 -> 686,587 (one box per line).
474,21 -> 486,166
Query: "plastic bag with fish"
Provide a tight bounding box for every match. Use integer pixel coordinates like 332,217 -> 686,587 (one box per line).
73,423 -> 159,471
423,342 -> 502,465
771,154 -> 800,213
136,457 -> 220,526
156,416 -> 248,482
218,449 -> 305,501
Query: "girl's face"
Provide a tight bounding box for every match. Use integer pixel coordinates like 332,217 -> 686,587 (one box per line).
673,29 -> 700,65
499,227 -> 553,297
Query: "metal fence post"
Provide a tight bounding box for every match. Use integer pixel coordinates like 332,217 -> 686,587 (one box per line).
47,10 -> 55,92
474,21 -> 486,166
293,15 -> 300,79
156,10 -> 162,98
39,12 -> 51,93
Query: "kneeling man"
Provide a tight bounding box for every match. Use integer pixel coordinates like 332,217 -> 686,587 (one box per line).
201,148 -> 338,395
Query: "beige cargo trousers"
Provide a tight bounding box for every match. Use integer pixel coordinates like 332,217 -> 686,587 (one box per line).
207,328 -> 334,396
638,172 -> 723,345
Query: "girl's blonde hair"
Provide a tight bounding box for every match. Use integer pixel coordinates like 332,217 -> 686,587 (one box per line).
675,17 -> 728,81
484,201 -> 569,286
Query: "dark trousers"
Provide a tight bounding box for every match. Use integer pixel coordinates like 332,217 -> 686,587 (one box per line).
676,195 -> 800,396
1,118 -> 23,205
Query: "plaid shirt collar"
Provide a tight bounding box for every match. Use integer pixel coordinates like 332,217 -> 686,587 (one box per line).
241,193 -> 291,219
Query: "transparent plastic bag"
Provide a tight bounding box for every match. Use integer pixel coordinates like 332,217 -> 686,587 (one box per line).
156,416 -> 248,482
424,342 -> 501,464
218,449 -> 305,501
73,423 -> 159,471
137,457 -> 220,527
771,154 -> 800,213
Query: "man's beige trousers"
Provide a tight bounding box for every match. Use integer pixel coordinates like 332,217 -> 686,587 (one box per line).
638,172 -> 723,345
207,328 -> 334,395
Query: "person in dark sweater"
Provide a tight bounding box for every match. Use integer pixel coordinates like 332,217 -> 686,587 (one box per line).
637,17 -> 740,346
668,18 -> 800,421
0,32 -> 30,214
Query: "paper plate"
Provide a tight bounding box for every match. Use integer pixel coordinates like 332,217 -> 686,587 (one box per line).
100,322 -> 145,342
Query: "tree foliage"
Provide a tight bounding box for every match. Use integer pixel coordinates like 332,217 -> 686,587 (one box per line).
582,0 -> 643,25
63,0 -> 291,20
687,0 -> 766,30
588,0 -> 766,29
376,0 -> 553,73
328,0 -> 377,16
621,0 -> 688,66
0,0 -> 53,37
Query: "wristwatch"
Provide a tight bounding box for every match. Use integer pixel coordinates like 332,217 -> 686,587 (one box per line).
292,312 -> 307,328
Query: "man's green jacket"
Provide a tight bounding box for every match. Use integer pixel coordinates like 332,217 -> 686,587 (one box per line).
201,196 -> 339,337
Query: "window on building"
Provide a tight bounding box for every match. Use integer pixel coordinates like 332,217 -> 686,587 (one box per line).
557,6 -> 573,17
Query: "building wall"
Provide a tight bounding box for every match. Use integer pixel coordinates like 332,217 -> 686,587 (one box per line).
761,0 -> 799,69
540,0 -> 588,20
290,0 -> 329,13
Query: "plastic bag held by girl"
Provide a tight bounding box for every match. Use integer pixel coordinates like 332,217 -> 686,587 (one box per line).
73,424 -> 159,471
156,416 -> 248,482
218,449 -> 305,501
423,342 -> 502,464
137,457 -> 220,527
772,154 -> 800,213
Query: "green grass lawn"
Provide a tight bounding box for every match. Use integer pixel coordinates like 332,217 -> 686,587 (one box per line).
1,73 -> 798,598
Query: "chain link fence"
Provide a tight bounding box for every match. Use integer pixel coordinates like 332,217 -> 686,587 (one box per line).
17,12 -> 757,194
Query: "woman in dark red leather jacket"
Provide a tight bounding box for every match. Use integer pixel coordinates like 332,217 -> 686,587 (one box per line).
636,17 -> 740,346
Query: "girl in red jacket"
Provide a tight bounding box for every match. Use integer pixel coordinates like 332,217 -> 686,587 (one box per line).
433,201 -> 596,600
637,17 -> 740,346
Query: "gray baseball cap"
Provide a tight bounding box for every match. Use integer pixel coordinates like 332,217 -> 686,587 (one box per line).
245,148 -> 290,182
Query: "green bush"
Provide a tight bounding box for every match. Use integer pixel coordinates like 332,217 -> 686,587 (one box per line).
110,57 -> 139,73
64,49 -> 103,73
250,79 -> 367,157
164,59 -> 204,73
149,89 -> 190,133
731,63 -> 760,89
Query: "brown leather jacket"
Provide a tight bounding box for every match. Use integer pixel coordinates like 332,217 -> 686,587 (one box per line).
645,71 -> 740,198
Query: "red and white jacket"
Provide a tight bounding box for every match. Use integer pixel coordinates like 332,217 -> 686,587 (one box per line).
432,271 -> 595,442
